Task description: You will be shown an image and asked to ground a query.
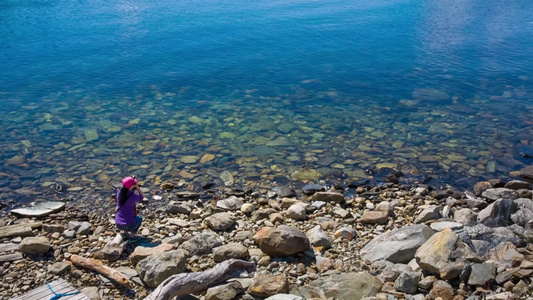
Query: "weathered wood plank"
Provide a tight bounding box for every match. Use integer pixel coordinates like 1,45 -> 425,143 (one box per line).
0,253 -> 23,263
0,243 -> 19,253
10,279 -> 88,300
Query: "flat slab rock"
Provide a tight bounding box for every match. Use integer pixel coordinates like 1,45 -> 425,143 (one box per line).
11,201 -> 65,218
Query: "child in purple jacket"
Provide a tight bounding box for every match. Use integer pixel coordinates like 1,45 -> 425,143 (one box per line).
116,176 -> 145,243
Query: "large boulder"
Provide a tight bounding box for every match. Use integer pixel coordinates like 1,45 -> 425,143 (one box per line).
136,249 -> 187,288
361,224 -> 434,263
253,226 -> 310,256
130,243 -> 174,266
179,232 -> 223,256
415,228 -> 463,279
18,237 -> 50,254
205,212 -> 236,231
301,272 -> 382,300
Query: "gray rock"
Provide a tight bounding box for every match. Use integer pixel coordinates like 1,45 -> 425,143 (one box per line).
306,225 -> 331,248
67,221 -> 82,231
62,229 -> 76,239
304,272 -> 382,300
43,224 -> 65,233
252,208 -> 277,222
166,201 -> 194,214
430,221 -> 464,232
179,232 -> 223,256
519,165 -> 533,183
454,208 -> 478,226
379,263 -> 412,282
136,249 -> 187,288
359,210 -> 388,225
77,221 -> 91,236
394,271 -> 421,294
19,237 -> 51,254
333,207 -> 351,219
81,286 -> 101,300
206,281 -> 243,300
360,224 -> 434,263
462,225 -> 523,256
504,180 -> 531,190
205,212 -> 236,231
272,186 -> 296,198
47,262 -> 70,275
286,204 -> 306,220
253,226 -> 310,256
213,243 -> 249,262
414,205 -> 441,224
10,201 -> 65,218
479,199 -> 518,227
217,196 -> 244,211
116,267 -> 138,279
468,263 -> 495,285
415,228 -> 461,279
311,191 -> 344,204
481,188 -> 518,201
248,274 -> 289,297
302,184 -> 325,195
0,243 -> 19,253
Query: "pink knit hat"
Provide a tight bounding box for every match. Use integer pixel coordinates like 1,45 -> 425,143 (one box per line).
122,176 -> 137,189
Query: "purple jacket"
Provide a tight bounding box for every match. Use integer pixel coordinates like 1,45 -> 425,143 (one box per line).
115,190 -> 143,226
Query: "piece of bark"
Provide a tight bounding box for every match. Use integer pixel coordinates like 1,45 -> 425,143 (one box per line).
103,233 -> 125,262
70,255 -> 133,289
146,259 -> 255,300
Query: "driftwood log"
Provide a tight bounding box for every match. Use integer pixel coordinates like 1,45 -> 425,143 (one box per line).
145,259 -> 256,300
70,254 -> 133,289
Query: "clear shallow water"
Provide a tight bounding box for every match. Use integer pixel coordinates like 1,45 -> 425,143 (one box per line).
0,0 -> 532,205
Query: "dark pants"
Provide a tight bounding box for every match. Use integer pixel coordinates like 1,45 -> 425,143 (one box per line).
116,216 -> 142,235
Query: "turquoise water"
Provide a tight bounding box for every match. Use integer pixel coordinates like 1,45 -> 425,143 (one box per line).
0,0 -> 532,204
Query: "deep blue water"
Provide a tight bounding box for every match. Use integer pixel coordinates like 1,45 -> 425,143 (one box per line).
0,0 -> 532,204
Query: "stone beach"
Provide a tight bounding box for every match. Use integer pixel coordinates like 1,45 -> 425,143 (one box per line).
1,170 -> 533,300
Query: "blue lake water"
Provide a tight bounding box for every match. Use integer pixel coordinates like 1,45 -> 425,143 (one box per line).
0,0 -> 532,204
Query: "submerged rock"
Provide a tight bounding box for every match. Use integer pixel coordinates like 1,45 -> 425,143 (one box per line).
11,201 -> 65,218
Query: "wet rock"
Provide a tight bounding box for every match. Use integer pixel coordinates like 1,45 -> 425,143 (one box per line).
136,249 -> 187,288
81,287 -> 101,300
160,182 -> 175,191
220,171 -> 234,187
302,184 -> 325,195
48,262 -> 70,275
468,263 -> 495,286
130,243 -> 174,266
286,204 -> 306,220
18,237 -> 50,254
217,196 -> 244,211
473,181 -> 493,197
504,180 -> 531,190
206,281 -> 243,300
205,212 -> 236,231
213,243 -> 249,262
414,205 -> 441,224
415,228 -> 460,279
248,274 -> 288,297
359,210 -> 389,225
481,188 -> 518,201
166,201 -> 194,214
518,165 -> 533,183
304,272 -> 382,300
272,186 -> 296,198
311,191 -> 344,204
454,208 -> 477,226
179,232 -> 223,256
361,224 -> 434,263
253,226 -> 310,256
306,225 -> 331,248
394,271 -> 421,294
10,201 -> 65,218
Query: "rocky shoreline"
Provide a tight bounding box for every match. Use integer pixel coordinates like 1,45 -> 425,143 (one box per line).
1,172 -> 533,300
